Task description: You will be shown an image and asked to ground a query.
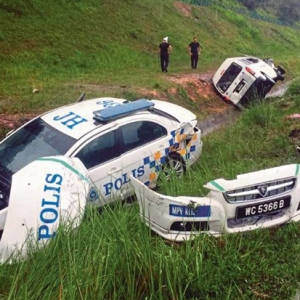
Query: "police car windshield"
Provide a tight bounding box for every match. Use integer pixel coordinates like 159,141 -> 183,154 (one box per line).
0,118 -> 76,174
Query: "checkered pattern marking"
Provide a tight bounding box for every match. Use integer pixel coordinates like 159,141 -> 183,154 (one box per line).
170,129 -> 198,160
185,133 -> 198,160
142,129 -> 199,186
143,150 -> 167,186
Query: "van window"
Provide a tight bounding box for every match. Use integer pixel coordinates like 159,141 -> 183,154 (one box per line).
216,63 -> 242,93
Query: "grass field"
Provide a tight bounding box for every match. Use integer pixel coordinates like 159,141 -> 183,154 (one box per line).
1,0 -> 300,113
1,0 -> 300,299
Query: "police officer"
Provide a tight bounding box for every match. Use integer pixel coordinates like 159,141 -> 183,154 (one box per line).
188,36 -> 201,69
158,37 -> 172,72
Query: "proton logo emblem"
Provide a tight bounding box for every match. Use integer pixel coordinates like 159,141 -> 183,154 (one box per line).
258,185 -> 268,197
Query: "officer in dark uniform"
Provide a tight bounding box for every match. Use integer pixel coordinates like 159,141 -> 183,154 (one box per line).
188,37 -> 201,69
158,37 -> 172,72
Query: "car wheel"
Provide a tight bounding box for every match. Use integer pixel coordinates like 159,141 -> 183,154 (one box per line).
276,73 -> 285,81
161,154 -> 185,181
261,74 -> 275,97
275,66 -> 285,81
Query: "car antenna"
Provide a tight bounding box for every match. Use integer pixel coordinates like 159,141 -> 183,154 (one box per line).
76,93 -> 86,102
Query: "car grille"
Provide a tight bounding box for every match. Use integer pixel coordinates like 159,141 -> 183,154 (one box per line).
170,221 -> 209,232
223,177 -> 297,203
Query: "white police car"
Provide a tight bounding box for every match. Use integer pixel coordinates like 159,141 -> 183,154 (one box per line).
212,56 -> 286,107
131,164 -> 300,241
0,96 -> 202,259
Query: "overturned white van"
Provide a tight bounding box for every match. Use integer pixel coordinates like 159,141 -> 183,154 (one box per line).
212,56 -> 286,107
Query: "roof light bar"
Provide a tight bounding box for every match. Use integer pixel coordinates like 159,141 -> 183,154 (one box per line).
93,99 -> 154,122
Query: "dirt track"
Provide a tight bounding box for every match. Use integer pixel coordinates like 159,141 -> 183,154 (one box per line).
0,72 -> 288,134
0,72 -> 229,130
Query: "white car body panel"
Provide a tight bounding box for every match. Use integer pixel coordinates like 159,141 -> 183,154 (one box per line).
130,164 -> 300,241
87,155 -> 123,206
0,156 -> 91,261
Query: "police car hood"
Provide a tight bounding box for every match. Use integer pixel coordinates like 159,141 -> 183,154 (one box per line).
151,99 -> 198,127
0,156 -> 91,262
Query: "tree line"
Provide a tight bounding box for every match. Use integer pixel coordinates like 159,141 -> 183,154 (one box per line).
237,0 -> 300,24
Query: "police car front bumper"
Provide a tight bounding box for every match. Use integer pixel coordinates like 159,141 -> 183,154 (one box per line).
130,164 -> 300,241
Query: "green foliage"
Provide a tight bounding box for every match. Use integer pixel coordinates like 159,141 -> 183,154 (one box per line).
285,78 -> 300,104
216,6 -> 262,44
242,99 -> 277,127
237,0 -> 300,23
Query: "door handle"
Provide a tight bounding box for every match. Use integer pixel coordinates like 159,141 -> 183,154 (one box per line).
108,167 -> 122,175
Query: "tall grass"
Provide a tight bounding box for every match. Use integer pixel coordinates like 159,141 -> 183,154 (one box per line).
1,94 -> 300,298
2,205 -> 300,299
285,79 -> 300,108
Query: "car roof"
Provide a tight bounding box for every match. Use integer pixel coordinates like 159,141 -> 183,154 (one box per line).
224,56 -> 274,69
40,97 -> 197,140
41,97 -> 127,139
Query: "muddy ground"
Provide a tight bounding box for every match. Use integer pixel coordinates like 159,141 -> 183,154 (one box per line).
0,72 -> 231,130
0,71 -> 289,136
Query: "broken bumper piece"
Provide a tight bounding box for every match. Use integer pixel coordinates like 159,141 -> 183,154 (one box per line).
0,156 -> 91,262
130,164 -> 300,241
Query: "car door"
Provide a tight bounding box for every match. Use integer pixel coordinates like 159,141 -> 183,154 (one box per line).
74,129 -> 123,206
117,120 -> 170,198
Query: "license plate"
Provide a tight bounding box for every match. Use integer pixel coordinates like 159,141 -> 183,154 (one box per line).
236,196 -> 291,219
233,80 -> 246,93
169,204 -> 211,217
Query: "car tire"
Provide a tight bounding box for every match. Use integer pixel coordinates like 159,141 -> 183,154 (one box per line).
275,66 -> 285,81
162,154 -> 185,180
261,74 -> 275,97
276,73 -> 285,81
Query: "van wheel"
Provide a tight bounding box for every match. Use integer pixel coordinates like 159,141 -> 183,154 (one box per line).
277,65 -> 286,76
276,73 -> 285,81
275,67 -> 285,81
262,74 -> 275,97
161,154 -> 185,181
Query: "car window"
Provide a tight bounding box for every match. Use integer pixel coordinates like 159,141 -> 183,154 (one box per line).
0,118 -> 76,174
217,62 -> 243,92
121,121 -> 167,153
245,57 -> 259,64
75,130 -> 118,169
